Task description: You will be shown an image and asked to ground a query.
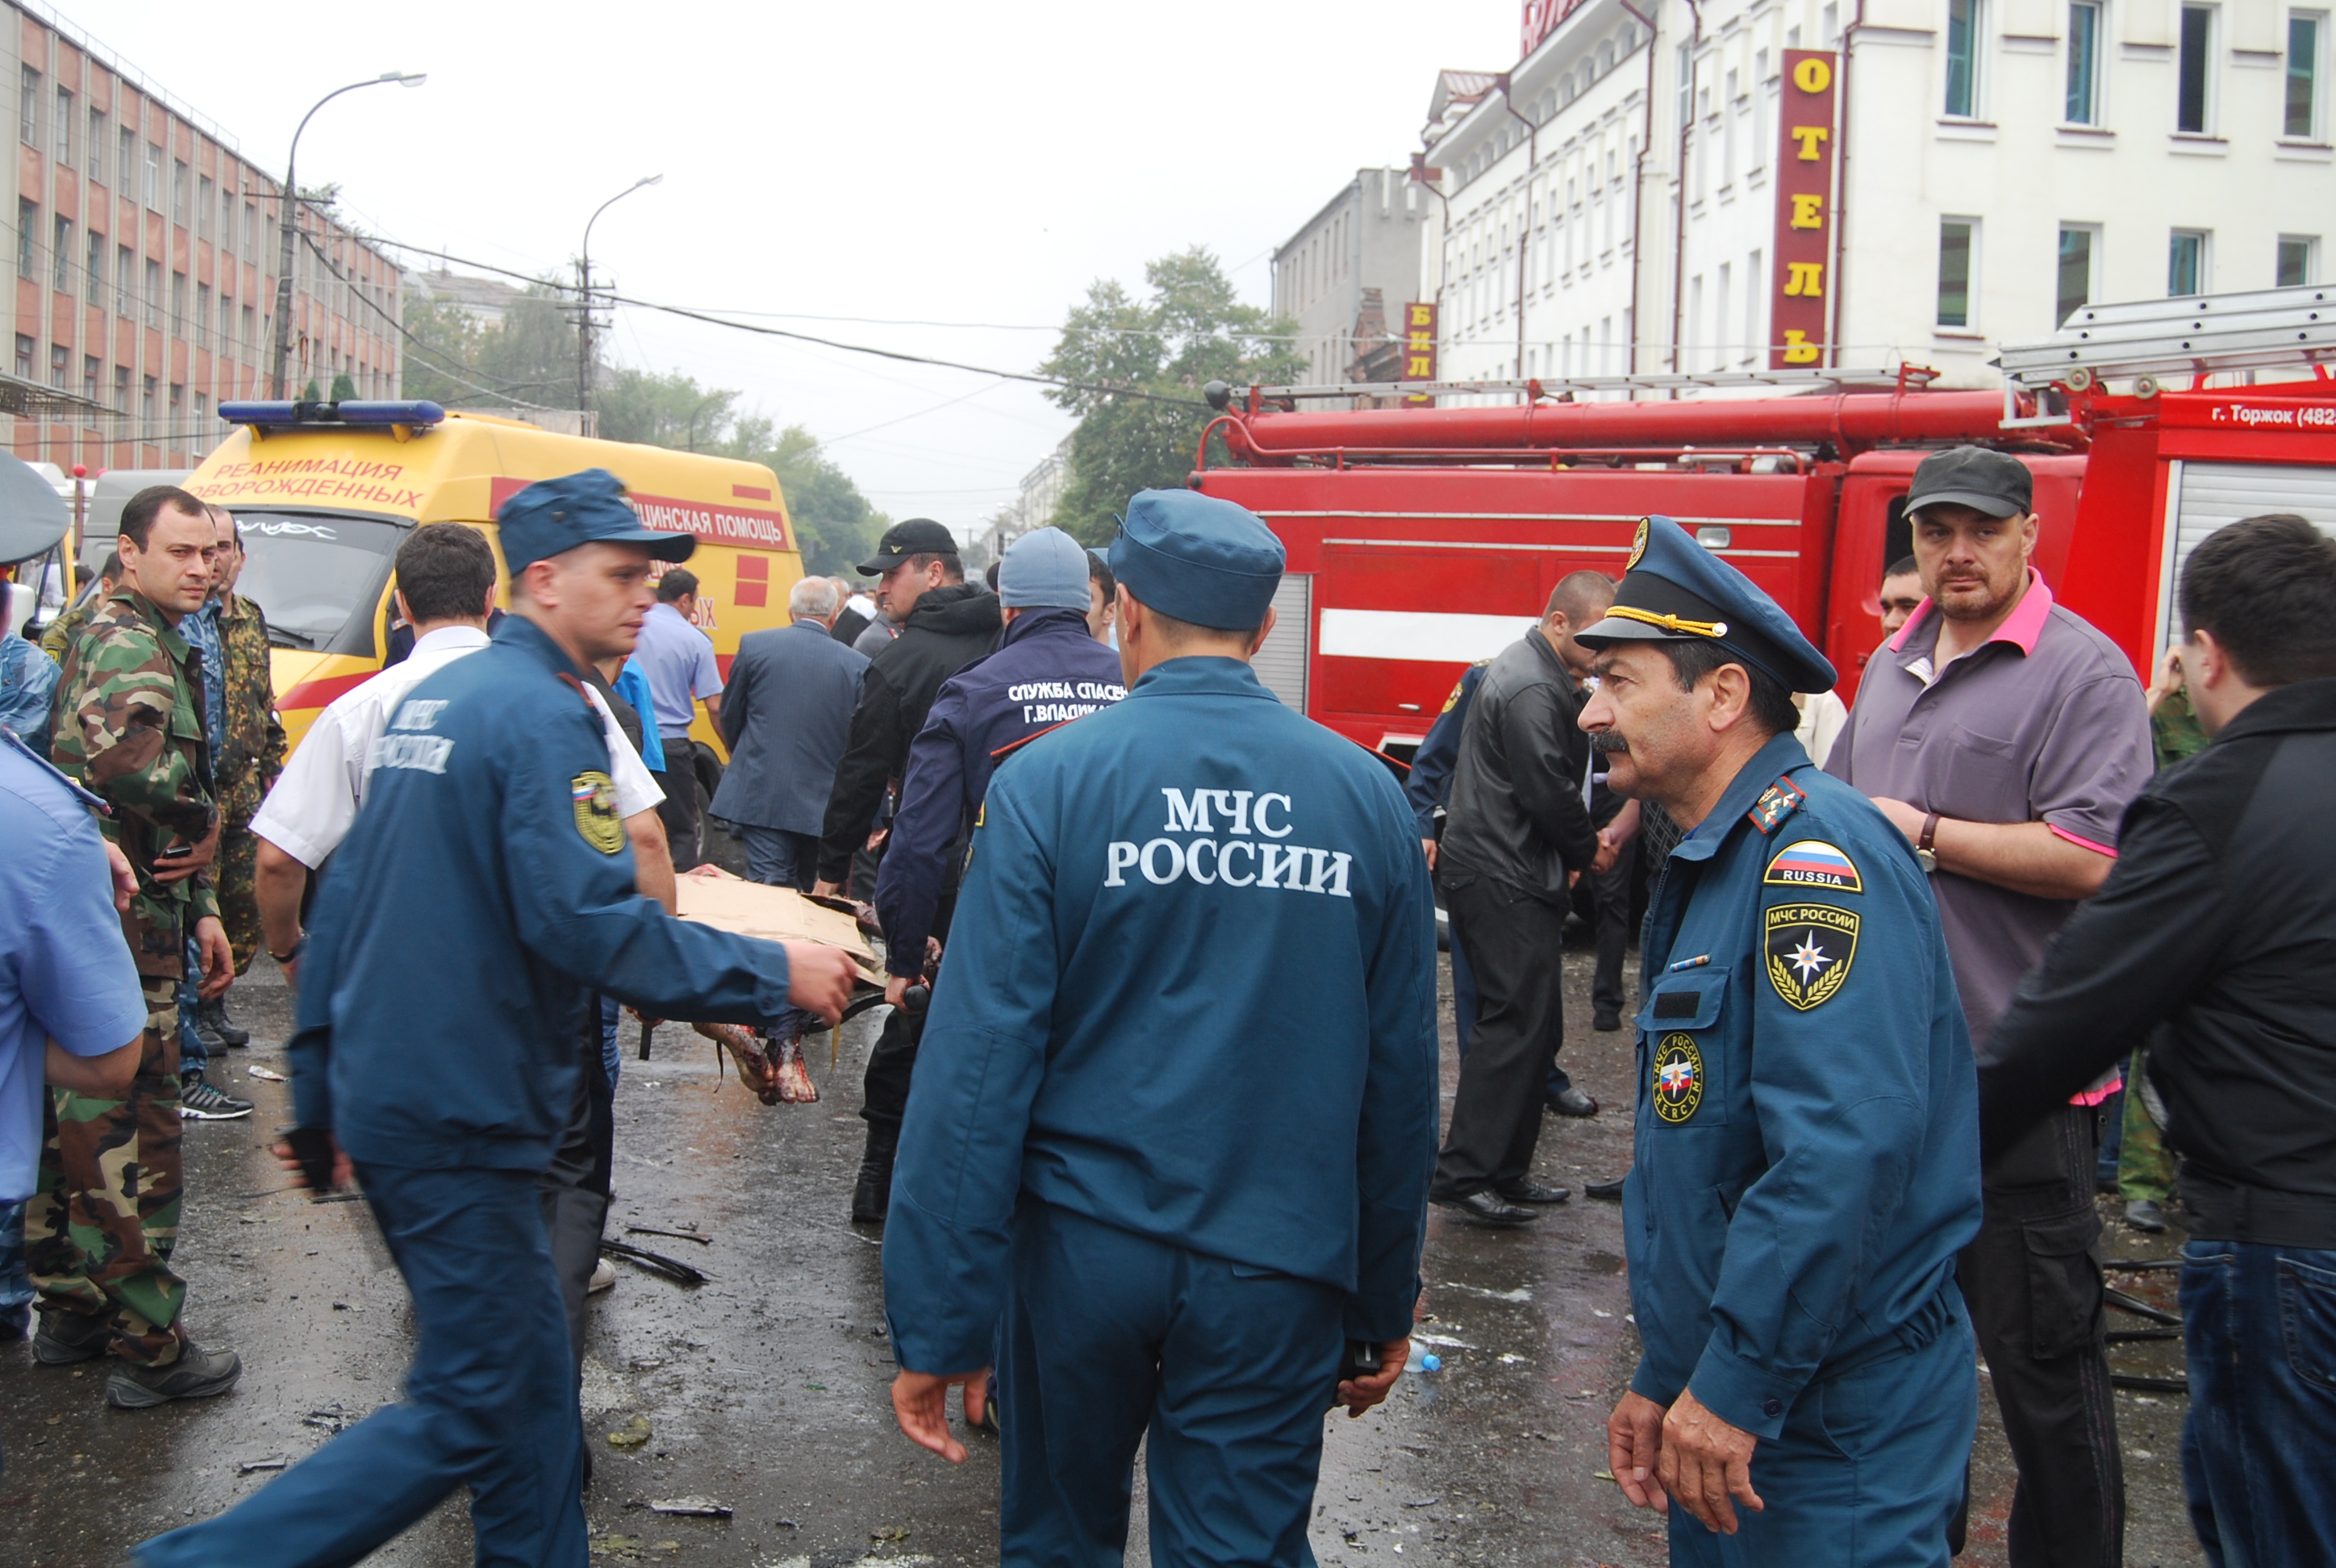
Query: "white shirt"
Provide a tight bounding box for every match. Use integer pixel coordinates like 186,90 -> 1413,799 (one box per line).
1792,687 -> 1850,769
250,624 -> 663,869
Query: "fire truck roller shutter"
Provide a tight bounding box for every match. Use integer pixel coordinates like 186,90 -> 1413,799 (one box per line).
1253,572 -> 1312,711
2159,461 -> 2336,651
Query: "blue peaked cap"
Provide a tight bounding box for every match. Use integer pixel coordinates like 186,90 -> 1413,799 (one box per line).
1107,489 -> 1285,631
1575,515 -> 1837,694
495,468 -> 697,575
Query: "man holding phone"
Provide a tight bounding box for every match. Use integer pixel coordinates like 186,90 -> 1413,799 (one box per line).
27,485 -> 241,1409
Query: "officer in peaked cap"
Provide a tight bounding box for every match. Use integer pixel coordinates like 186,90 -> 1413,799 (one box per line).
1576,517 -> 1983,1565
882,488 -> 1441,1566
136,469 -> 861,1568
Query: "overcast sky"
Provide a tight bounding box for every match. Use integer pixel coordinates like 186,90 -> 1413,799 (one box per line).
65,1 -> 1516,539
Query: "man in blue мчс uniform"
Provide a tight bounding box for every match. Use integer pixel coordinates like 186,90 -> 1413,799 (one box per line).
132,470 -> 860,1568
1579,517 -> 1981,1566
874,525 -> 1127,1015
881,489 -> 1440,1568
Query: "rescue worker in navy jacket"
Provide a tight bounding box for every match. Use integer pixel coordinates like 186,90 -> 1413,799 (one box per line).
881,489 -> 1440,1568
1578,518 -> 1982,1566
872,526 -> 1126,1026
134,471 -> 860,1568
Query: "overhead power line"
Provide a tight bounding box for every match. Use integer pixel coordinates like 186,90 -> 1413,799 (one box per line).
376,241 -> 1216,411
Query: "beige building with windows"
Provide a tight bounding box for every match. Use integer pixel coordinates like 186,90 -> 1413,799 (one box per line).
1270,168 -> 1431,386
1416,0 -> 2332,390
2,1 -> 402,470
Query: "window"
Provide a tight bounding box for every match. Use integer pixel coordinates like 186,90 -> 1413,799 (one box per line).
52,215 -> 69,292
1938,218 -> 1977,327
2058,226 -> 2097,324
145,258 -> 161,327
2290,13 -> 2325,138
16,198 -> 35,277
87,108 -> 102,181
194,391 -> 206,423
113,364 -> 127,414
172,159 -> 188,225
19,66 -> 38,146
115,244 -> 131,315
2067,1 -> 2103,123
1946,0 -> 1982,115
240,303 -> 254,350
195,282 -> 210,350
81,353 -> 98,403
14,334 -> 31,380
140,374 -> 155,437
2169,228 -> 2209,294
86,228 -> 102,295
2280,234 -> 2321,284
243,202 -> 257,255
1678,43 -> 1693,132
117,124 -> 133,192
220,186 -> 236,254
197,175 -> 212,239
53,88 -> 70,165
169,383 -> 182,429
171,270 -> 186,335
144,142 -> 161,210
2178,6 -> 2215,133
49,344 -> 65,389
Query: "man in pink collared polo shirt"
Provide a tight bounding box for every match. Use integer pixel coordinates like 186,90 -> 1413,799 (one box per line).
1829,446 -> 2151,1568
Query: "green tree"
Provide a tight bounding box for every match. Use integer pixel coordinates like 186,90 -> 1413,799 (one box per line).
1038,248 -> 1304,547
596,368 -> 740,451
398,283 -> 581,411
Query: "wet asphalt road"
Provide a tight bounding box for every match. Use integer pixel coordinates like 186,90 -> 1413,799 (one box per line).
2,927 -> 2205,1566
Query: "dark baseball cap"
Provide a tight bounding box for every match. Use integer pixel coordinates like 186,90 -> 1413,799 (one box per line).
1905,447 -> 2034,520
495,469 -> 695,574
857,517 -> 960,576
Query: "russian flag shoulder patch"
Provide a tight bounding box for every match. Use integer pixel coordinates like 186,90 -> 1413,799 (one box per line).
1762,837 -> 1864,894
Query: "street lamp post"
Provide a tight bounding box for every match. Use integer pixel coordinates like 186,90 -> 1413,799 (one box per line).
577,175 -> 662,427
270,71 -> 427,401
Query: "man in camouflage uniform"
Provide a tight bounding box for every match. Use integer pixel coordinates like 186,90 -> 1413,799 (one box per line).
25,485 -> 242,1409
39,550 -> 119,664
190,505 -> 282,1063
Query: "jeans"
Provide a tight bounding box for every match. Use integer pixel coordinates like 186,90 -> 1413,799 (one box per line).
741,826 -> 820,892
0,1199 -> 31,1331
177,936 -> 206,1074
2180,1238 -> 2336,1567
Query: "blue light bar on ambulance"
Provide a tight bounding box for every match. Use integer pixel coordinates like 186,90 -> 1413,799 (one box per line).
219,399 -> 446,429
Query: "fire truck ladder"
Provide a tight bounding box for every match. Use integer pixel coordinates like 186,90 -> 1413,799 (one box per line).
1996,284 -> 2336,425
1214,365 -> 1931,407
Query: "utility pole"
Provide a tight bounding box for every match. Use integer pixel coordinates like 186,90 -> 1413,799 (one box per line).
269,72 -> 426,400
578,175 -> 662,431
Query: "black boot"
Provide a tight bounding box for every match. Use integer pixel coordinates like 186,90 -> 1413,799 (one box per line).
852,1121 -> 900,1225
198,997 -> 249,1048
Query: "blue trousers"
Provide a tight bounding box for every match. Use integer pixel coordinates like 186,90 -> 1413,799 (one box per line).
2180,1239 -> 2336,1567
741,825 -> 820,892
1000,1201 -> 1344,1568
177,936 -> 207,1074
135,1163 -> 585,1568
1668,1295 -> 1977,1567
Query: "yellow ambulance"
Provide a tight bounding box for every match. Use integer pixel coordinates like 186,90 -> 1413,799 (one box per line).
186,402 -> 802,790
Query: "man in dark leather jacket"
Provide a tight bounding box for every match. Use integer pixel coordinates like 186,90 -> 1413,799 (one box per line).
812,519 -> 1000,1223
1429,571 -> 1612,1227
1980,514 -> 2336,1568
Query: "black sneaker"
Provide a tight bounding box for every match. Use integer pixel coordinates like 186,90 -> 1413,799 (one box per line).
33,1308 -> 111,1365
105,1341 -> 242,1409
179,1070 -> 254,1120
198,998 -> 250,1048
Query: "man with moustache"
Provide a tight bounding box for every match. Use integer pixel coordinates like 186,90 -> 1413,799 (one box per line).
1586,517 -> 1981,1566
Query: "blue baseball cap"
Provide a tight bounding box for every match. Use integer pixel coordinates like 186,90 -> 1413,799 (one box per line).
495,469 -> 696,575
1576,515 -> 1837,694
1106,489 -> 1284,632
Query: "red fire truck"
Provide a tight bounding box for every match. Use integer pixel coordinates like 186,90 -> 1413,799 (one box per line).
1191,286 -> 2336,757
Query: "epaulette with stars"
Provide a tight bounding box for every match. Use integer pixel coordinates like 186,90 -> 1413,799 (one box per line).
1746,776 -> 1806,836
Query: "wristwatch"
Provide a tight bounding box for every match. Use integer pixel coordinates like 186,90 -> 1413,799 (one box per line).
1915,812 -> 1941,874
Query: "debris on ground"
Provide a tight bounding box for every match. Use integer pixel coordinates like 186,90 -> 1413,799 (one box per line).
607,1416 -> 653,1449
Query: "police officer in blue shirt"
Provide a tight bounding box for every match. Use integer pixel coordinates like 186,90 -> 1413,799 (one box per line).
1577,519 -> 1981,1566
882,489 -> 1440,1568
134,471 -> 860,1568
874,526 -> 1126,1020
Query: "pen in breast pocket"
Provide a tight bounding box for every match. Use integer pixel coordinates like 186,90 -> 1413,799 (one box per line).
1666,954 -> 1711,973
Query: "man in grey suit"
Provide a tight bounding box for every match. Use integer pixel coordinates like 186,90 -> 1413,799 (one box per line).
711,575 -> 870,889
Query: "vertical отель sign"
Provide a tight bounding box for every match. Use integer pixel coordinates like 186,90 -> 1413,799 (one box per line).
1770,51 -> 1839,369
